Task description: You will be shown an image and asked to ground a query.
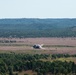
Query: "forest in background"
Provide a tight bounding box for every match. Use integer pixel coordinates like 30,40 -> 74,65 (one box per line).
0,18 -> 76,38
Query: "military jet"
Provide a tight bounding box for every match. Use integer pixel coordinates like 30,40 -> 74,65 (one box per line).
33,44 -> 43,49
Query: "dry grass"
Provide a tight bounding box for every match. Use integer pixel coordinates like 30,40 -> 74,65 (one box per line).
0,37 -> 76,54
18,70 -> 37,75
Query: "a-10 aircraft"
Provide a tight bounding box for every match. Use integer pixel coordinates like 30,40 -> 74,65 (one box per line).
33,44 -> 44,49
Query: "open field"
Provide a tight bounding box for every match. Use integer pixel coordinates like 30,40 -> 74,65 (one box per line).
0,37 -> 76,54
13,70 -> 37,75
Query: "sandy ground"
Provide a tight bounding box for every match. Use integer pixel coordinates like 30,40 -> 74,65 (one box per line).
0,37 -> 76,54
0,37 -> 76,45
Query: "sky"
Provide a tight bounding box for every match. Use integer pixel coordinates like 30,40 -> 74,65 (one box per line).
0,0 -> 76,18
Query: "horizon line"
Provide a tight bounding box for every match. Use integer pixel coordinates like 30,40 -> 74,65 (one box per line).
0,17 -> 76,19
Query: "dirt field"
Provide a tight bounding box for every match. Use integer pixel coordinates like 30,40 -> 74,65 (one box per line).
0,37 -> 76,54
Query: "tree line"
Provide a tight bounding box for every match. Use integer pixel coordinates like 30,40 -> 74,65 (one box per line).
0,18 -> 76,38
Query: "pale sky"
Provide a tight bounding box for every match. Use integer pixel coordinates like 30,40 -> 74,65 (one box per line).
0,0 -> 76,18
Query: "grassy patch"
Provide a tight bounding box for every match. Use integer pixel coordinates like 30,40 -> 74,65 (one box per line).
56,57 -> 76,63
40,57 -> 76,64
